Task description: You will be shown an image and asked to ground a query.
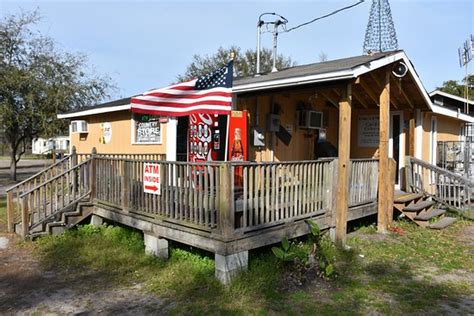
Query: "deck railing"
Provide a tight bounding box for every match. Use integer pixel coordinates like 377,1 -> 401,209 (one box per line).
348,159 -> 379,207
406,156 -> 473,212
7,151 -> 380,238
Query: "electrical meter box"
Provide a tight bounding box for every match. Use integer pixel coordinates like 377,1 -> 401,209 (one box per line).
252,127 -> 265,147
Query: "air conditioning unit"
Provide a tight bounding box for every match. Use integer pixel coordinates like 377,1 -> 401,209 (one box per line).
70,120 -> 88,133
297,110 -> 323,129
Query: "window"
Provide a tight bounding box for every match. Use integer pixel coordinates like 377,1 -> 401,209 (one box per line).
132,114 -> 162,144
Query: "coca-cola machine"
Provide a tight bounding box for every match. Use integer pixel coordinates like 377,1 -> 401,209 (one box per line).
188,113 -> 226,163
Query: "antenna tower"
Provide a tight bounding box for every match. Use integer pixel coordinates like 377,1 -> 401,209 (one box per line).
363,0 -> 398,54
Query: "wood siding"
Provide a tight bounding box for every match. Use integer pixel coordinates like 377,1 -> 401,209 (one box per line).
70,110 -> 168,155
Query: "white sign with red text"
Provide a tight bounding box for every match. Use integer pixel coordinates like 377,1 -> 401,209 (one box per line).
143,162 -> 161,195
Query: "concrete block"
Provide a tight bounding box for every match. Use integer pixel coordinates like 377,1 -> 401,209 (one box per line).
215,251 -> 248,285
144,233 -> 168,259
90,214 -> 103,227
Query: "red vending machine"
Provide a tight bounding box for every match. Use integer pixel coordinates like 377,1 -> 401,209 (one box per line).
188,113 -> 226,163
227,110 -> 248,187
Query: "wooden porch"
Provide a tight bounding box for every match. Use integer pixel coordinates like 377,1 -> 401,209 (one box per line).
6,150 -> 381,283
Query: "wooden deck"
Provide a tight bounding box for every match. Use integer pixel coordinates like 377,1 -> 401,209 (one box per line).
6,151 -> 379,283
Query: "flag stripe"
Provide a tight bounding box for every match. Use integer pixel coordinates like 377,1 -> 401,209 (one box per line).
145,91 -> 231,99
131,99 -> 231,107
131,62 -> 233,117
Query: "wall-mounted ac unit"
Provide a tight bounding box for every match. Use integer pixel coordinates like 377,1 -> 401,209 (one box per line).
70,120 -> 88,133
297,111 -> 323,129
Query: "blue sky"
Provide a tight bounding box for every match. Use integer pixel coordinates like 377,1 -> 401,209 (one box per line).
1,0 -> 473,101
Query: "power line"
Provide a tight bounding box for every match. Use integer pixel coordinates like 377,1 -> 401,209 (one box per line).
283,0 -> 366,33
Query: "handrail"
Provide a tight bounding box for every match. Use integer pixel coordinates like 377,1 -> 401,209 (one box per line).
6,155 -> 71,192
19,158 -> 92,198
94,156 -> 336,166
409,156 -> 474,186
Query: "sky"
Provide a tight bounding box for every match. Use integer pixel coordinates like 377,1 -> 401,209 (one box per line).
1,0 -> 473,101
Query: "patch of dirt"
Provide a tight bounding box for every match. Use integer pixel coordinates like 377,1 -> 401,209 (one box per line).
0,233 -> 167,315
457,224 -> 474,250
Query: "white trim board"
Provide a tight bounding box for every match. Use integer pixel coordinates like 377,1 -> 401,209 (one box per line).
57,104 -> 131,119
429,90 -> 474,105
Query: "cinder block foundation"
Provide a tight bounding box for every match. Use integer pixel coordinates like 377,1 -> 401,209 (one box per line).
90,214 -> 103,227
215,251 -> 248,285
144,232 -> 169,259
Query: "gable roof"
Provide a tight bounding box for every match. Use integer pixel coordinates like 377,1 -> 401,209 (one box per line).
59,50 -> 437,119
234,50 -> 402,87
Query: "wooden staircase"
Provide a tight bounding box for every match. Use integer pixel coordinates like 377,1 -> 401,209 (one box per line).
394,192 -> 457,229
6,155 -> 94,239
14,203 -> 93,239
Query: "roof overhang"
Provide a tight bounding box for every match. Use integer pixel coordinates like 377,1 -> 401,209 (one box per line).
57,104 -> 131,119
430,104 -> 474,123
429,90 -> 474,105
233,51 -> 434,111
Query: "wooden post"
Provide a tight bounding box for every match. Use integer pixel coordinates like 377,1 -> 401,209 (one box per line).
387,159 -> 396,227
335,83 -> 352,245
329,159 -> 339,242
219,163 -> 234,240
378,70 -> 390,233
7,191 -> 14,233
121,160 -> 130,212
405,156 -> 414,193
90,147 -> 97,200
408,112 -> 416,157
71,146 -> 77,167
21,196 -> 29,239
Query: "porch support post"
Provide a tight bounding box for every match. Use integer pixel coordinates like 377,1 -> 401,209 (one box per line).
378,70 -> 390,233
166,117 -> 178,161
408,111 -> 416,157
335,83 -> 352,245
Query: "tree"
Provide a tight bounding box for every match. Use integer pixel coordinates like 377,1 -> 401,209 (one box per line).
177,46 -> 296,82
0,11 -> 113,180
437,75 -> 474,100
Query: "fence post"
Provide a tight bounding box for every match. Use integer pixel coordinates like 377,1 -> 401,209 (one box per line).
21,196 -> 29,239
405,156 -> 413,193
387,159 -> 396,227
71,146 -> 77,167
7,191 -> 14,233
121,160 -> 130,212
219,163 -> 234,240
329,159 -> 339,242
90,147 -> 97,200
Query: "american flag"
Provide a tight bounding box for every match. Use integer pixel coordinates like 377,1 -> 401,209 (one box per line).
131,61 -> 233,117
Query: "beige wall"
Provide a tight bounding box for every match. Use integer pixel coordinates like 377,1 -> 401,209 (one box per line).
421,112 -> 463,162
70,110 -> 167,155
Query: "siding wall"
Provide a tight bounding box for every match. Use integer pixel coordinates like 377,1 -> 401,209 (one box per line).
70,110 -> 168,155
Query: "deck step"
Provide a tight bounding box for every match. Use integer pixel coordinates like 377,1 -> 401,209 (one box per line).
403,200 -> 435,212
414,209 -> 446,221
429,217 -> 457,229
394,193 -> 423,204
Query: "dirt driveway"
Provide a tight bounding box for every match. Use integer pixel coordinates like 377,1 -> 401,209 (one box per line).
0,233 -> 167,315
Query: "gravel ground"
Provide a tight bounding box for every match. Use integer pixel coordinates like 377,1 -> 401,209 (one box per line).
0,233 -> 168,315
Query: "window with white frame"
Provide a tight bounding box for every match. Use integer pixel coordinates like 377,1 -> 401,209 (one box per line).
132,113 -> 162,144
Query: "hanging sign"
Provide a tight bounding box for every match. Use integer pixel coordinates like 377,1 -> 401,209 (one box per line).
143,162 -> 161,195
188,113 -> 218,163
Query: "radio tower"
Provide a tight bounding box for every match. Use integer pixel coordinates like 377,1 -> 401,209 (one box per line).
363,0 -> 398,54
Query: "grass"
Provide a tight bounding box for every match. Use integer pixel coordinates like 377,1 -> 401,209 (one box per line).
26,219 -> 474,315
